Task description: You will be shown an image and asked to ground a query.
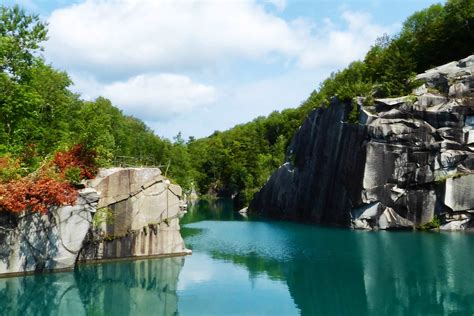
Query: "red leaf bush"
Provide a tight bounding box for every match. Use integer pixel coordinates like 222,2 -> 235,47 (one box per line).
0,178 -> 77,214
0,144 -> 98,214
54,144 -> 98,179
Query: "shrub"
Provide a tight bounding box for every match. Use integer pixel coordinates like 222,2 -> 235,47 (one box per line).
0,144 -> 98,214
54,144 -> 98,179
0,177 -> 77,214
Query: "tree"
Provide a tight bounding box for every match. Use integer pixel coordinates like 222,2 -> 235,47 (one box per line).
0,5 -> 47,81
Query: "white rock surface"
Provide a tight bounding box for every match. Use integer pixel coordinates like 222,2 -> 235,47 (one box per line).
0,189 -> 99,275
81,168 -> 189,261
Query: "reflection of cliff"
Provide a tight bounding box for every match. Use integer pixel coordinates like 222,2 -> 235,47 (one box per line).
289,232 -> 474,315
0,257 -> 184,315
354,232 -> 474,315
0,272 -> 87,315
203,225 -> 474,315
75,257 -> 184,315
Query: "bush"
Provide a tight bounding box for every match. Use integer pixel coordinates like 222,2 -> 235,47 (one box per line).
0,144 -> 98,214
54,144 -> 98,179
0,177 -> 77,214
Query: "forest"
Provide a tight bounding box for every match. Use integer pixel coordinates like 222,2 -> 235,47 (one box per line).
0,0 -> 473,211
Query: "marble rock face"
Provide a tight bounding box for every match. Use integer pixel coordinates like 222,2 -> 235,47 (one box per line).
80,168 -> 189,261
251,55 -> 474,230
0,189 -> 99,275
0,167 -> 189,276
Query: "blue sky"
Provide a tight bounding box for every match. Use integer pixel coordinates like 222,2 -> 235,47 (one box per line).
6,0 -> 444,140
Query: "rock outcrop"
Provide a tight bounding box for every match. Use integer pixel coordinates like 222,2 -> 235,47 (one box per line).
250,55 -> 474,231
79,168 -> 189,261
0,189 -> 99,275
0,167 -> 189,276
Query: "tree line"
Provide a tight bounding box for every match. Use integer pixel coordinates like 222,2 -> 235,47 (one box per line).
1,0 -> 472,209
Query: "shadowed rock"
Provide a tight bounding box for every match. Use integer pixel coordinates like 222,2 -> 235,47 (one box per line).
251,55 -> 474,230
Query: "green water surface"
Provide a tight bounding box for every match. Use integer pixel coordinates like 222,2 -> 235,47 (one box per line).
1,199 -> 473,315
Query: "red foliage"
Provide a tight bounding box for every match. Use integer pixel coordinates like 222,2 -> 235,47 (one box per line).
0,144 -> 97,214
53,144 -> 98,179
0,177 -> 77,214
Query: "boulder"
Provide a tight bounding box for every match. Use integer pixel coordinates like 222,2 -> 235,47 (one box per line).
351,202 -> 413,230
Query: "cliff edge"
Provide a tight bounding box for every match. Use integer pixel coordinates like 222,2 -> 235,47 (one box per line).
250,55 -> 474,231
0,167 -> 189,276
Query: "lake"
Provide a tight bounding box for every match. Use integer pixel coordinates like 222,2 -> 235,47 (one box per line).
1,199 -> 473,315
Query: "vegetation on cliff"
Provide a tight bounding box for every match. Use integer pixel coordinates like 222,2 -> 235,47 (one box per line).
0,0 -> 473,208
186,0 -> 473,205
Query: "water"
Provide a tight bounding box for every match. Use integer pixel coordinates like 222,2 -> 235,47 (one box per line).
1,199 -> 474,315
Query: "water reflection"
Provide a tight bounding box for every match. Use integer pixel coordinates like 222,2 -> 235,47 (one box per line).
0,257 -> 184,316
1,199 -> 473,315
183,200 -> 474,315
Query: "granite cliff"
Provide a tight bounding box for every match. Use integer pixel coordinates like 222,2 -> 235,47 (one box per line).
80,168 -> 189,261
0,167 -> 189,276
250,55 -> 474,231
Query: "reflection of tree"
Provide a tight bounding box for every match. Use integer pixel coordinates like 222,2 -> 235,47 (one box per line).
210,250 -> 285,282
0,273 -> 86,315
203,228 -> 474,315
182,199 -> 244,224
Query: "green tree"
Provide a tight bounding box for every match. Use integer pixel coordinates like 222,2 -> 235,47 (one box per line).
0,5 -> 47,81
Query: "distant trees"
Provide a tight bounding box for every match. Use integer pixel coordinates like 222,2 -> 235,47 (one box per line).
1,0 -> 473,209
0,5 -> 191,196
185,0 -> 474,206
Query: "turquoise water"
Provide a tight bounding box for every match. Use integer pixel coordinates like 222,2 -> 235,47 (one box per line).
1,199 -> 474,315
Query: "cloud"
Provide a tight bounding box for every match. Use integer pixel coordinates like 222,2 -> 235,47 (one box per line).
71,73 -> 217,121
146,68 -> 326,139
297,11 -> 396,69
44,0 -> 399,138
46,0 -> 300,77
45,0 -> 394,77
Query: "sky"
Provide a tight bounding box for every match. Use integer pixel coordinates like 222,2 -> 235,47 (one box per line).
6,0 -> 444,140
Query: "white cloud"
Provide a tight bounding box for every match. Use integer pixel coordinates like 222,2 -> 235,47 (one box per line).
44,0 -> 399,138
72,73 -> 217,120
46,0 -> 300,76
298,11 -> 396,69
46,0 -> 394,76
147,68 -> 327,139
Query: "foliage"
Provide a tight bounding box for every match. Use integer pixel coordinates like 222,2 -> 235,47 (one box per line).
0,145 -> 98,214
92,207 -> 114,226
419,215 -> 441,230
0,5 -> 47,81
0,155 -> 23,182
1,0 -> 473,210
0,177 -> 77,214
54,144 -> 98,179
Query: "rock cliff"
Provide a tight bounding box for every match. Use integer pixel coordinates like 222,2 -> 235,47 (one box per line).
250,55 -> 474,231
0,167 -> 189,276
0,189 -> 99,275
80,168 -> 189,261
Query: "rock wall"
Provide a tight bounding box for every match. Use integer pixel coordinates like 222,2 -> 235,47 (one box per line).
251,55 -> 474,231
0,189 -> 99,276
0,167 -> 189,276
80,168 -> 190,261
